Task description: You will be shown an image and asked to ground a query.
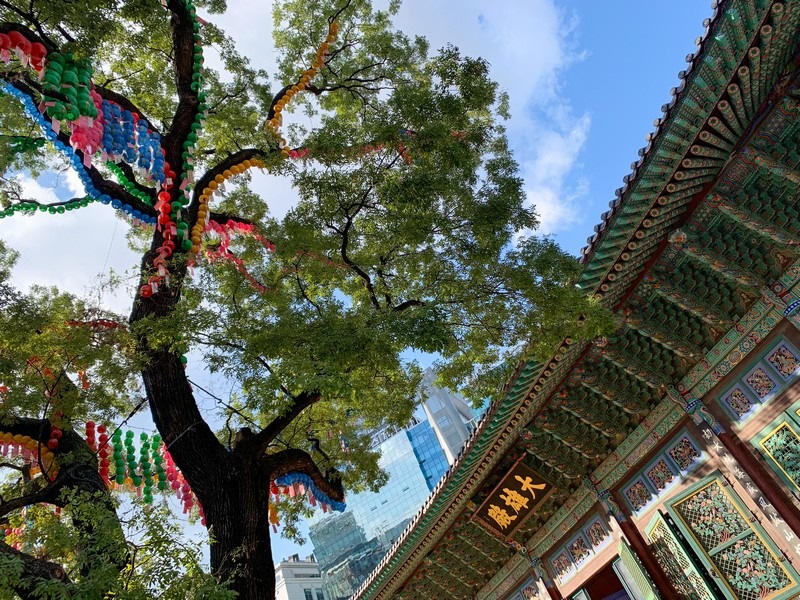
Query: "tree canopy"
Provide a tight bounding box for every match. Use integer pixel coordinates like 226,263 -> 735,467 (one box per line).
0,0 -> 610,597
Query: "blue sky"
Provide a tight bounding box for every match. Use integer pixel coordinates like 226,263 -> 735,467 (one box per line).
0,0 -> 712,565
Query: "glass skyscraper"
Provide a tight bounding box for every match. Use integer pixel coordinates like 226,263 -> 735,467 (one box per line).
308,374 -> 474,599
407,419 -> 450,491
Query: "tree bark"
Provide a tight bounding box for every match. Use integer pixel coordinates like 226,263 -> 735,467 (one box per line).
131,255 -> 279,599
205,449 -> 277,600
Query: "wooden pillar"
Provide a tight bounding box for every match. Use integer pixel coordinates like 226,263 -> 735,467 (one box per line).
668,385 -> 800,539
531,557 -> 563,600
543,582 -> 563,600
717,429 -> 800,535
610,492 -> 680,600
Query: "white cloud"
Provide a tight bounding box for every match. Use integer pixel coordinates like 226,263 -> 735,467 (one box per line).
1,173 -> 140,314
393,0 -> 591,236
520,112 -> 591,234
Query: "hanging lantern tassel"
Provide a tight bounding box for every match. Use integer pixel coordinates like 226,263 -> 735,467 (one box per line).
269,503 -> 280,532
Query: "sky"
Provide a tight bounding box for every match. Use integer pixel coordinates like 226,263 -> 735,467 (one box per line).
0,0 -> 711,565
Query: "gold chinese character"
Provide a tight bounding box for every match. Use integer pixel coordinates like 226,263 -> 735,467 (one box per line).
515,475 -> 547,500
487,504 -> 517,530
500,488 -> 529,513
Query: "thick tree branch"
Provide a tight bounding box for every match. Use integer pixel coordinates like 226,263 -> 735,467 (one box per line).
0,542 -> 70,599
0,18 -> 57,53
251,390 -> 321,453
131,269 -> 232,511
262,447 -> 344,503
192,148 -> 269,203
0,77 -> 157,215
393,299 -> 424,312
163,0 -> 200,163
208,211 -> 253,227
0,69 -> 67,103
111,160 -> 159,200
0,416 -> 128,585
0,477 -> 58,521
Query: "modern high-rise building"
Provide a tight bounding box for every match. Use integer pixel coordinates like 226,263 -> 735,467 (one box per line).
308,373 -> 475,599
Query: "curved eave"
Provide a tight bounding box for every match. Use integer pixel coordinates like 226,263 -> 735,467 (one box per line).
578,0 -> 794,301
352,343 -> 590,600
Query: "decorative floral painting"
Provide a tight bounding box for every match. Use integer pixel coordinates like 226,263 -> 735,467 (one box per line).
586,520 -> 608,548
767,343 -> 800,379
668,437 -> 701,471
714,534 -> 791,597
624,480 -> 652,512
551,551 -> 573,581
724,387 -> 755,419
675,481 -> 748,551
745,367 -> 776,399
761,424 -> 800,490
568,535 -> 592,564
647,459 -> 676,492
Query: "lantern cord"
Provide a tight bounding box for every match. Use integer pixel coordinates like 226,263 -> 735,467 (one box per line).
94,396 -> 148,459
100,217 -> 118,284
188,378 -> 259,430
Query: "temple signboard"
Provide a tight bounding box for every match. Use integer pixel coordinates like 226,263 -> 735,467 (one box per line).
474,461 -> 554,538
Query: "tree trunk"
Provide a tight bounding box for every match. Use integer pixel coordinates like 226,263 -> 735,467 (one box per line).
206,453 -> 277,600
132,253 -> 278,599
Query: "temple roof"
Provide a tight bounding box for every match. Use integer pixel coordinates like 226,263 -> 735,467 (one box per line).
352,1 -> 800,598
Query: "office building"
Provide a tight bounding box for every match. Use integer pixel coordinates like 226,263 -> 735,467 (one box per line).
274,554 -> 327,600
309,374 -> 474,599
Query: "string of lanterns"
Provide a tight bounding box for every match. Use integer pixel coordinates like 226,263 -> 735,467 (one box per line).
264,19 -> 339,157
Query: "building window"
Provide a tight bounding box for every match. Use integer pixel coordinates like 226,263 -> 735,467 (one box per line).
548,515 -> 610,583
304,590 -> 313,600
717,337 -> 800,422
620,431 -> 703,515
752,398 -> 800,493
651,474 -> 800,599
316,590 -> 324,600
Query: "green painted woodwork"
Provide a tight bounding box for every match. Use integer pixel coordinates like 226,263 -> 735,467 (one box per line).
606,328 -> 688,382
650,258 -> 748,326
646,513 -> 718,600
752,397 -> 800,493
667,474 -> 800,600
616,538 -> 659,600
534,410 -> 611,459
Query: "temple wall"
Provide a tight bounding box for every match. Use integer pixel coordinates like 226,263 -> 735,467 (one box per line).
487,320 -> 800,600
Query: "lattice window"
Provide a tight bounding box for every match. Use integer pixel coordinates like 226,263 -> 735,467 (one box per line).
674,481 -> 748,550
671,479 -> 798,600
760,422 -> 800,492
712,535 -> 791,599
647,515 -> 717,600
